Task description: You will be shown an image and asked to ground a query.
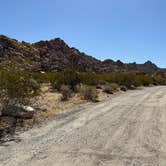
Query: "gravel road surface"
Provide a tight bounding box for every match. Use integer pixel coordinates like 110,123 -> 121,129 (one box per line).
1,86 -> 166,166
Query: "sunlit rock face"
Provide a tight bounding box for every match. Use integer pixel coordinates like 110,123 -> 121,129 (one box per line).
0,35 -> 164,74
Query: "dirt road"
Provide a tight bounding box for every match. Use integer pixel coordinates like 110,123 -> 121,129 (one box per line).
1,86 -> 166,166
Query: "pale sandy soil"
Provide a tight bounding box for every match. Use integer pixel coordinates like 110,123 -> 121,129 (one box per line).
33,84 -> 113,124
0,84 -> 114,135
1,86 -> 166,166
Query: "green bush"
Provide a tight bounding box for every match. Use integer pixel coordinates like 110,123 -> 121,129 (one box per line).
31,72 -> 59,84
79,73 -> 99,85
56,70 -> 81,90
98,80 -> 108,85
78,72 -> 157,88
0,70 -> 40,108
153,76 -> 166,85
20,71 -> 166,90
79,85 -> 98,102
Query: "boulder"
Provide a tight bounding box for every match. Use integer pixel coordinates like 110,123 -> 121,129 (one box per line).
2,105 -> 35,119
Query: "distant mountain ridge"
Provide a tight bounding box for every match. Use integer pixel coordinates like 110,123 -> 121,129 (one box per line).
0,35 -> 164,74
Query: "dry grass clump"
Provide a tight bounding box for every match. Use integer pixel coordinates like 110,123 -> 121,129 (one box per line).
60,85 -> 72,101
79,85 -> 98,102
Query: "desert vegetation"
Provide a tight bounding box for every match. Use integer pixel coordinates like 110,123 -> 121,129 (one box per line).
34,70 -> 166,88
79,85 -> 98,102
0,67 -> 166,142
0,70 -> 165,106
0,70 -> 40,113
60,85 -> 72,101
0,70 -> 165,104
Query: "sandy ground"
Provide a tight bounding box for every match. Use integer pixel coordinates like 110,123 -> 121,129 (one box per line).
0,85 -> 111,133
0,86 -> 166,166
33,85 -> 111,123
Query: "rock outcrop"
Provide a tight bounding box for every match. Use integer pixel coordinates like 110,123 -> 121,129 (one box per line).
0,35 -> 164,74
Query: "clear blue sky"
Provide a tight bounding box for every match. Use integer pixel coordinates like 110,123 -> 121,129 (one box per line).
0,0 -> 166,67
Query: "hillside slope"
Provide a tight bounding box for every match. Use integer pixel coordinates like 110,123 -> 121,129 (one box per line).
0,35 -> 164,74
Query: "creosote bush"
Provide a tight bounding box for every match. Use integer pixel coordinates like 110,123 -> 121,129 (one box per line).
79,85 -> 98,102
43,71 -> 166,91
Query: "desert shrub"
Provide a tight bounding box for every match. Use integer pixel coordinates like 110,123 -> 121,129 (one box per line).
153,76 -> 166,85
29,78 -> 40,92
98,80 -> 108,85
79,85 -> 98,102
73,84 -> 81,93
51,82 -> 61,91
103,85 -> 113,94
139,75 -> 154,86
109,83 -> 119,91
107,73 -> 156,88
60,85 -> 72,101
31,72 -> 59,84
29,71 -> 165,90
56,70 -> 81,90
79,73 -> 99,85
96,80 -> 109,89
0,70 -> 40,109
117,73 -> 136,88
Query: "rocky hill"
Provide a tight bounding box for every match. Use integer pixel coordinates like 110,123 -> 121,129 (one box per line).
0,35 -> 164,74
